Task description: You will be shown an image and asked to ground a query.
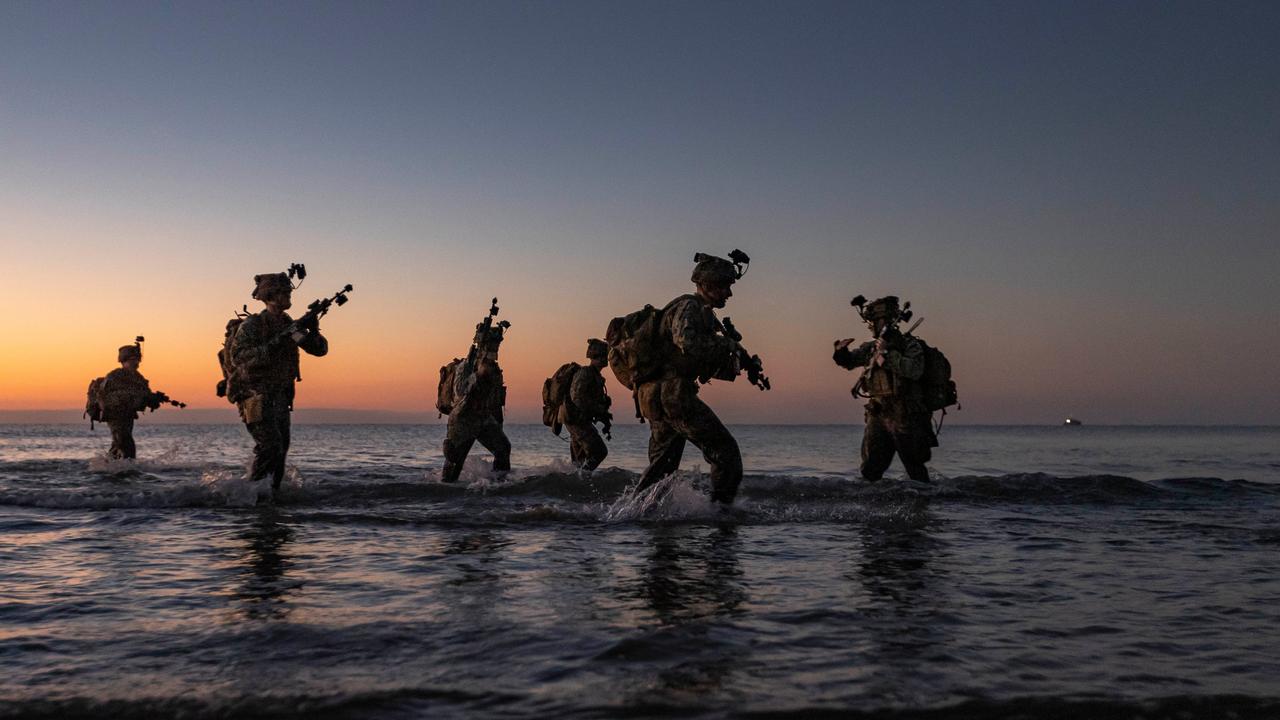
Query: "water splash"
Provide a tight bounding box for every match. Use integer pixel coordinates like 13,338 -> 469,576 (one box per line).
86,442 -> 205,475
197,466 -> 304,507
604,468 -> 722,522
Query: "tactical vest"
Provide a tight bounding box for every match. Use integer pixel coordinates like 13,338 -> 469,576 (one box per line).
863,365 -> 896,398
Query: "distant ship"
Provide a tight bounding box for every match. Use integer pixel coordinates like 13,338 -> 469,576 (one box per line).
1063,417 -> 1083,426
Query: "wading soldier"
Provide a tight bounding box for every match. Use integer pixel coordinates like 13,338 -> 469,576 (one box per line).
551,339 -> 613,474
626,250 -> 769,507
90,338 -> 184,459
833,295 -> 938,482
440,299 -> 512,483
229,271 -> 330,494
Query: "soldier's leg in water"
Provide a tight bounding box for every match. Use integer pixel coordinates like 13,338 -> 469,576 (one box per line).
122,420 -> 136,460
108,420 -> 136,460
271,404 -> 292,490
107,421 -> 122,459
860,415 -> 896,481
476,421 -> 512,472
895,417 -> 933,482
441,417 -> 478,483
583,426 -> 608,472
567,423 -> 607,473
246,417 -> 285,483
638,419 -> 686,489
667,398 -> 742,504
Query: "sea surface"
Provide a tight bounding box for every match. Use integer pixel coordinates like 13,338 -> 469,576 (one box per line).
2,423 -> 1279,719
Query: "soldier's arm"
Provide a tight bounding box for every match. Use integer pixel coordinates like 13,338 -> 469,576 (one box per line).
139,375 -> 163,410
834,341 -> 875,370
299,329 -> 328,357
885,337 -> 925,380
671,301 -> 734,365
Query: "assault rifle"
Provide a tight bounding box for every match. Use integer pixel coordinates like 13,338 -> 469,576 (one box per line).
600,410 -> 613,441
453,294 -> 506,399
465,297 -> 510,368
146,391 -> 187,411
599,390 -> 614,440
720,317 -> 771,391
279,284 -> 354,344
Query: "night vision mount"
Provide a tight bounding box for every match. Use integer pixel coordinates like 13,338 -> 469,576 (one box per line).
287,262 -> 307,288
850,294 -> 913,326
693,248 -> 752,279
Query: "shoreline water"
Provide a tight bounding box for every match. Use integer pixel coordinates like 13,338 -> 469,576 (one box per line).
3,425 -> 1278,719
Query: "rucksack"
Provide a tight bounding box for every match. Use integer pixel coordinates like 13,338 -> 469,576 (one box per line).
915,337 -> 958,412
604,304 -> 667,390
436,358 -> 464,416
541,362 -> 581,434
215,315 -> 247,403
84,377 -> 106,428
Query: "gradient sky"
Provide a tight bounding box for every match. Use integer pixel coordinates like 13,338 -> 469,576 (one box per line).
2,1 -> 1278,424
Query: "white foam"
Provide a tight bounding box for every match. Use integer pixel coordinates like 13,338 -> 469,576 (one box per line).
199,464 -> 305,506
86,442 -> 206,474
422,455 -> 588,492
604,468 -> 721,522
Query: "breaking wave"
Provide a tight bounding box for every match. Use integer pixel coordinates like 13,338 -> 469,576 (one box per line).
1,458 -> 1277,517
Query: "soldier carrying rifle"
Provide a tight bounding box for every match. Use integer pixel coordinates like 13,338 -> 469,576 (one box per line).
543,338 -> 613,475
437,298 -> 512,483
223,264 -> 351,498
834,295 -> 955,483
85,336 -> 186,460
608,249 -> 769,507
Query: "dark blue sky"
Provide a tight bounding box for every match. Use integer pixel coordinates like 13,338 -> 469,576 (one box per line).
3,1 -> 1278,422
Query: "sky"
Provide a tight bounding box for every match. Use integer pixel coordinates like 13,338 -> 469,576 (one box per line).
2,0 -> 1278,424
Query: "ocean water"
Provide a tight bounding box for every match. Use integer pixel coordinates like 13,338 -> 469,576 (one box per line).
2,423 -> 1279,719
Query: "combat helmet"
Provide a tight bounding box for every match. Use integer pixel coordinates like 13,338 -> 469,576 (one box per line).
252,263 -> 307,300
117,336 -> 143,363
691,249 -> 751,285
851,295 -> 910,327
585,338 -> 608,361
863,296 -> 900,321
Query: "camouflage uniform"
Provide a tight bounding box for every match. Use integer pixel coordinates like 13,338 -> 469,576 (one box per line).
442,362 -> 511,483
636,293 -> 743,504
100,365 -> 159,460
563,363 -> 610,472
834,329 -> 937,482
231,309 -> 328,489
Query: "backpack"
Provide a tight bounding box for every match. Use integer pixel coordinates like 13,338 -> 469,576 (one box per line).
541,362 -> 581,434
215,315 -> 247,403
436,358 -> 464,416
914,337 -> 958,412
604,304 -> 666,390
84,377 -> 106,428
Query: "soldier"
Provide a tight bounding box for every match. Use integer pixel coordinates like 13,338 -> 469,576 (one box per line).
833,295 -> 937,482
230,272 -> 329,493
96,340 -> 172,459
441,321 -> 511,483
634,252 -> 756,506
560,339 -> 612,473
